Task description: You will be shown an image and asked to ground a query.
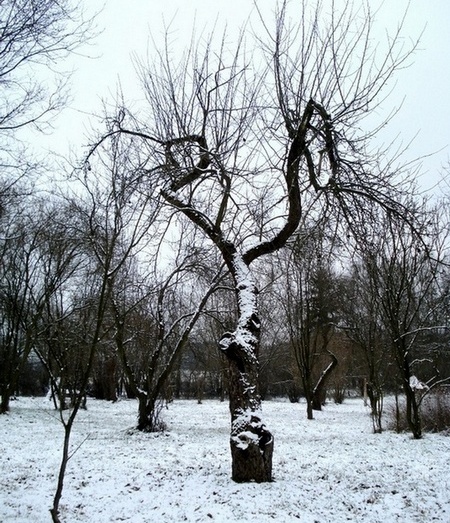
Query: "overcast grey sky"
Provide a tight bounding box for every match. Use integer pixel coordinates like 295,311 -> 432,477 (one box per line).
30,0 -> 450,193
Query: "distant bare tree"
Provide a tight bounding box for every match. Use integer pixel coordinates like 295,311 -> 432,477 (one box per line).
275,225 -> 341,419
358,203 -> 449,438
0,194 -> 97,523
0,197 -> 80,413
341,259 -> 392,433
111,248 -> 223,432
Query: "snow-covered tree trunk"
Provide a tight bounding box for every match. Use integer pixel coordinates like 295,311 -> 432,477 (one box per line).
403,364 -> 422,439
219,255 -> 273,482
312,351 -> 338,411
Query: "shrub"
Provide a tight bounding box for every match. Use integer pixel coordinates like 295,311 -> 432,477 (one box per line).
421,389 -> 450,434
386,388 -> 450,434
333,385 -> 346,404
386,395 -> 408,433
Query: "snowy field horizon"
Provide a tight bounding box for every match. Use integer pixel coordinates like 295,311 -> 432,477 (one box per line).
1,396 -> 449,522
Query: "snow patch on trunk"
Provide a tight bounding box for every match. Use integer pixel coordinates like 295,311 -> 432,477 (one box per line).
231,408 -> 272,451
219,253 -> 259,361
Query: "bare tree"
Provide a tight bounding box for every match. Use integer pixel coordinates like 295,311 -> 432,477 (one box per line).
111,248 -> 224,432
0,0 -> 93,135
90,1 -> 421,481
79,131 -> 223,433
0,193 -> 92,521
31,199 -> 112,523
341,259 -> 392,433
0,202 -> 31,413
0,197 -> 74,413
362,204 -> 449,439
0,0 -> 94,193
31,200 -> 88,411
275,224 -> 341,419
34,132 -> 160,522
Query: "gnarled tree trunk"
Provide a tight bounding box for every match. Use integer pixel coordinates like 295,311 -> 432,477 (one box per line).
219,257 -> 273,482
137,393 -> 165,432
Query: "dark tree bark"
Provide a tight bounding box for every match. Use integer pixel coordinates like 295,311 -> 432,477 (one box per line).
402,358 -> 422,439
366,379 -> 384,434
303,374 -> 314,420
0,389 -> 11,414
219,258 -> 273,482
137,394 -> 161,432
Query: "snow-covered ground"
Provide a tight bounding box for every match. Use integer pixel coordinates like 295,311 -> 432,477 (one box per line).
1,396 -> 449,523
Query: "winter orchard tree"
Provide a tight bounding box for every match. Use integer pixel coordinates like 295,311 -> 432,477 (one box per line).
275,224 -> 341,420
358,203 -> 450,439
0,191 -> 30,412
0,195 -> 96,523
29,200 -> 88,410
340,259 -> 393,433
82,130 -> 225,430
25,192 -> 123,523
111,243 -> 224,431
37,296 -> 91,411
90,1 -> 422,482
0,196 -> 80,413
40,133 -> 168,522
46,280 -> 110,523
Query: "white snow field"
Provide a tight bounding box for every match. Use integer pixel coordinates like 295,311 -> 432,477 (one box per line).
1,396 -> 449,523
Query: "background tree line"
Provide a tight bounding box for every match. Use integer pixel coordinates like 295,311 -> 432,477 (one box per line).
2,182 -> 450,432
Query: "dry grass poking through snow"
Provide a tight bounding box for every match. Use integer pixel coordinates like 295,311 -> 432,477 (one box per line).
1,397 -> 449,522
